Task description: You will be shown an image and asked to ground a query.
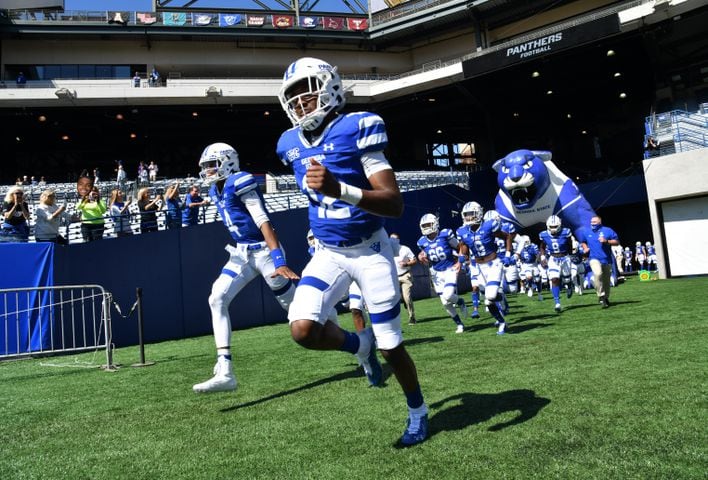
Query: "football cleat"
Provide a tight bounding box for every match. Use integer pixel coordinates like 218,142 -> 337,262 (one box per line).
527,288 -> 534,298
554,302 -> 562,313
193,356 -> 237,393
400,413 -> 429,446
471,309 -> 480,319
455,324 -> 464,334
356,328 -> 383,387
496,322 -> 506,335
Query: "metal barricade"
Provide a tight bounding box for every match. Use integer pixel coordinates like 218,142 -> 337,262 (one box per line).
0,285 -> 113,369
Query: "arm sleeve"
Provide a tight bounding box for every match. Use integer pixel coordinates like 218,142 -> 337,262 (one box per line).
241,190 -> 270,228
361,150 -> 392,178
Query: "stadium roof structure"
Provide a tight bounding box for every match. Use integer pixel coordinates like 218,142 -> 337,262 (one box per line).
0,0 -> 706,182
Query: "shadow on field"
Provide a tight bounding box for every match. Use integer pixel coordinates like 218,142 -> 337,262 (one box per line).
219,369 -> 364,412
428,389 -> 550,436
403,336 -> 445,347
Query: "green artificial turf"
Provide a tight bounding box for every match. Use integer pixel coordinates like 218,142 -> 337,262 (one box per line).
1,276 -> 706,479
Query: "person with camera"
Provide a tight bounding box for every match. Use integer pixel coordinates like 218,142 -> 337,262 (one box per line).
137,187 -> 161,233
35,189 -> 74,244
181,184 -> 209,227
164,182 -> 183,229
0,186 -> 31,243
76,186 -> 107,242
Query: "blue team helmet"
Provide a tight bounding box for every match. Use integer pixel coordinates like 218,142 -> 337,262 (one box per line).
278,57 -> 346,131
199,142 -> 239,184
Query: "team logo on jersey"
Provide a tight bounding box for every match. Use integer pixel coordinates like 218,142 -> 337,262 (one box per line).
370,241 -> 381,253
323,143 -> 335,151
286,147 -> 300,161
301,154 -> 326,167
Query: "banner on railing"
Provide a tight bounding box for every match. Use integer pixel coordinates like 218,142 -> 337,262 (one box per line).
219,13 -> 242,26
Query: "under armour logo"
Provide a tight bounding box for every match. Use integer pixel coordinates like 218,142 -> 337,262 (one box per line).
323,143 -> 335,151
370,242 -> 381,253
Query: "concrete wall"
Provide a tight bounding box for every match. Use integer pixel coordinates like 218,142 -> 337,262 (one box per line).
643,147 -> 708,278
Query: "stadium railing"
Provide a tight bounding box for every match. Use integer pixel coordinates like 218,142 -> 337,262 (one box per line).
1,170 -> 469,244
644,107 -> 708,158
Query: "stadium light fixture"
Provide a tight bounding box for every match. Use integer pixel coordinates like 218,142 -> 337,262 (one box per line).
619,92 -> 627,99
205,86 -> 222,98
614,72 -> 622,78
606,49 -> 616,57
546,90 -> 553,95
55,88 -> 76,100
531,71 -> 540,78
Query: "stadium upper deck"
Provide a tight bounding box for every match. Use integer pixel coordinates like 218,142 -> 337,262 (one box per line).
0,0 -> 706,183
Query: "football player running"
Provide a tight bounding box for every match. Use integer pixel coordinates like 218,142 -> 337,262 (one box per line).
519,239 -> 543,299
456,202 -> 512,335
635,241 -> 647,270
416,213 -> 468,333
645,241 -> 657,271
539,215 -> 574,313
277,57 -> 428,446
193,143 -> 300,393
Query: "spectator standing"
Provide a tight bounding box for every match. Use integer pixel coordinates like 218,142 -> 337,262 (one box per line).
390,232 -> 417,324
34,190 -> 73,244
76,186 -> 107,242
16,72 -> 27,87
0,187 -> 30,243
137,187 -> 161,233
38,176 -> 47,187
148,161 -> 158,182
164,182 -> 183,229
116,164 -> 127,184
93,167 -> 101,183
133,71 -> 141,88
181,184 -> 209,227
578,215 -> 620,309
149,68 -> 160,87
138,162 -> 149,185
109,189 -> 132,238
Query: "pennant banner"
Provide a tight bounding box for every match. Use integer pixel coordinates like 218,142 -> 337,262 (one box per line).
219,13 -> 242,27
300,16 -> 318,28
163,12 -> 187,26
247,14 -> 265,27
347,17 -> 368,31
323,17 -> 344,30
136,12 -> 157,25
107,11 -> 130,25
194,14 -> 214,26
272,15 -> 294,28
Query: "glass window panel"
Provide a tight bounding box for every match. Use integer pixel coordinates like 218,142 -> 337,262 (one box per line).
60,65 -> 78,79
78,65 -> 95,78
114,66 -> 131,78
44,65 -> 61,79
95,65 -> 112,78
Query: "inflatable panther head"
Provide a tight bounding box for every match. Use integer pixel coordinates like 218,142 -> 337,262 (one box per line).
493,149 -> 551,210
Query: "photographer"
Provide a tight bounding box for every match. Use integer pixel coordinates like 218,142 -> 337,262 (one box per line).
137,187 -> 161,233
76,186 -> 107,242
0,187 -> 30,243
181,184 -> 210,227
164,182 -> 183,229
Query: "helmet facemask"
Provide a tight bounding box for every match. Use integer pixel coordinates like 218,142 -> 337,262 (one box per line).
199,143 -> 239,185
278,58 -> 345,132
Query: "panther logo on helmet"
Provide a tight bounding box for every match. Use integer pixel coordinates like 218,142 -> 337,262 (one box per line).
546,215 -> 562,235
419,213 -> 439,236
199,142 -> 239,184
278,57 -> 346,132
307,229 -> 315,248
461,201 -> 483,226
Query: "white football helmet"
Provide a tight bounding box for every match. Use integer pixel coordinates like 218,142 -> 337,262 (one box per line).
419,213 -> 439,236
199,142 -> 239,184
461,201 -> 483,226
483,210 -> 501,222
636,241 -> 641,246
278,57 -> 346,131
307,229 -> 315,247
645,241 -> 651,247
546,215 -> 562,235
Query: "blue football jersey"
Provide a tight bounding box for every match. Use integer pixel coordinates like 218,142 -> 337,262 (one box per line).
456,218 -> 501,259
210,171 -> 266,244
277,112 -> 389,245
539,228 -> 573,255
520,243 -> 540,263
417,228 -> 459,272
647,245 -> 656,255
